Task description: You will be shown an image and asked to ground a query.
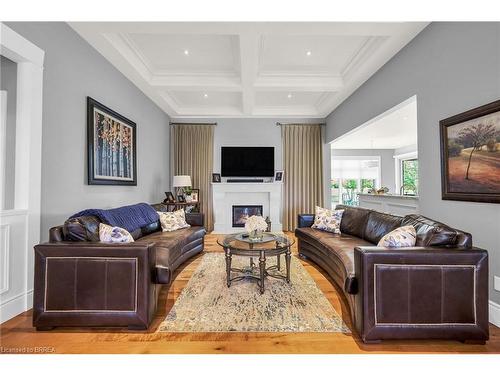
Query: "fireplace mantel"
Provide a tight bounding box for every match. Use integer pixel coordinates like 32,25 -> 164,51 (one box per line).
212,182 -> 283,234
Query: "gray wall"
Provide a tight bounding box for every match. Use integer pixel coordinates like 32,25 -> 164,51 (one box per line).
172,117 -> 324,176
325,22 -> 500,304
0,56 -> 17,209
6,22 -> 170,241
330,149 -> 396,193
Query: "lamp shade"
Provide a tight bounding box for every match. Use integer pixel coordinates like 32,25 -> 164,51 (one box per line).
172,175 -> 192,187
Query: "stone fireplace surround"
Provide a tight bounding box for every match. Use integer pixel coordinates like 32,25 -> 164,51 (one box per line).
212,182 -> 283,234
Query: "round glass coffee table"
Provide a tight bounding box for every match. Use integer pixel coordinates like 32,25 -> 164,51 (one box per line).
217,232 -> 295,294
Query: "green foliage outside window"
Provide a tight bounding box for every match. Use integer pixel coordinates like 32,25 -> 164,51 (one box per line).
361,179 -> 375,190
402,159 -> 418,195
342,179 -> 358,190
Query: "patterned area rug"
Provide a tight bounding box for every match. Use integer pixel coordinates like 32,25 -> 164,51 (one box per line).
158,253 -> 350,333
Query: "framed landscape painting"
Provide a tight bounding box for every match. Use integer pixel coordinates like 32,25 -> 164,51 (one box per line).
440,99 -> 500,203
87,97 -> 137,185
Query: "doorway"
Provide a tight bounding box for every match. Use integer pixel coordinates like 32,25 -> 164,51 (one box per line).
0,23 -> 44,323
329,96 -> 418,208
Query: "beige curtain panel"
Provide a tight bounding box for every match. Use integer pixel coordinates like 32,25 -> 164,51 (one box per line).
170,124 -> 215,231
281,124 -> 324,231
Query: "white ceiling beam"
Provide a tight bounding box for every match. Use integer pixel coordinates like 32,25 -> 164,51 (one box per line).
254,75 -> 343,92
252,105 -> 321,117
69,22 -> 428,37
69,24 -> 178,116
69,22 -> 429,119
238,33 -> 260,115
150,75 -> 241,90
175,106 -> 243,116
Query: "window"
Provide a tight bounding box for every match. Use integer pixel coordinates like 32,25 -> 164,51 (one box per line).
401,158 -> 418,195
331,156 -> 380,207
395,151 -> 418,195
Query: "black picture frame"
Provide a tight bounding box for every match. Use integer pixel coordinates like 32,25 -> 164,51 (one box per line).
212,173 -> 221,183
87,96 -> 137,185
186,188 -> 199,203
163,191 -> 175,204
274,170 -> 284,182
177,195 -> 186,203
439,99 -> 500,204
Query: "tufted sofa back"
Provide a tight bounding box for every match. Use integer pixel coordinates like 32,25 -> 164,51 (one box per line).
335,204 -> 472,248
49,203 -> 202,243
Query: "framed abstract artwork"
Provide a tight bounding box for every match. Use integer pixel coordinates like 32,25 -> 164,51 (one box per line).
439,99 -> 500,203
87,97 -> 137,185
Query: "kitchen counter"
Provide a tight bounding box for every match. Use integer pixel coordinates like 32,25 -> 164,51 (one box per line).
357,193 -> 419,216
358,193 -> 419,199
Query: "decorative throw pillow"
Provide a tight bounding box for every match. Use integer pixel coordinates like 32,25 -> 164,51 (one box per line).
377,225 -> 417,247
311,206 -> 344,234
158,209 -> 190,232
99,223 -> 134,243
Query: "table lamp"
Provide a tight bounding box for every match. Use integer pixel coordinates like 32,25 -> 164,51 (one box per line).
172,175 -> 192,200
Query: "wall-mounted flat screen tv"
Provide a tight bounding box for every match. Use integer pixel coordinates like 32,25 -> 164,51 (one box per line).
221,147 -> 274,177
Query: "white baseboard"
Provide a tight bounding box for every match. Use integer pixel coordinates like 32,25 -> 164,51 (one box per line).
490,300 -> 500,328
0,290 -> 33,324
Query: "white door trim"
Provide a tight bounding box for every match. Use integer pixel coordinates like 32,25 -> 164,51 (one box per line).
0,91 -> 6,210
0,23 -> 44,323
490,300 -> 500,328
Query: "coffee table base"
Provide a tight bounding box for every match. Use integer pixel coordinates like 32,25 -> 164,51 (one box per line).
225,251 -> 291,294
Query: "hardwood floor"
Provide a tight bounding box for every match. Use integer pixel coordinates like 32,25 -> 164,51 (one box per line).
1,233 -> 499,354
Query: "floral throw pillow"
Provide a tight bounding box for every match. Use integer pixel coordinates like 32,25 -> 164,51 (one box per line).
158,209 -> 190,232
99,223 -> 134,243
377,225 -> 417,247
311,206 -> 344,234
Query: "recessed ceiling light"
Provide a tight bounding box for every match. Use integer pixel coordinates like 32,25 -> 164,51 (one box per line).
306,51 -> 312,56
204,93 -> 208,98
184,49 -> 189,55
287,93 -> 293,99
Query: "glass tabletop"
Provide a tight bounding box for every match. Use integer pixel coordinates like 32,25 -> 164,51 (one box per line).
217,232 -> 294,251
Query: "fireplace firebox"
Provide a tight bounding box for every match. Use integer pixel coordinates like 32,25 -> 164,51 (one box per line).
232,205 -> 263,227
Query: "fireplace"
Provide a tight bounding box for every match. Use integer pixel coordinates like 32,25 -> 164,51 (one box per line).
232,205 -> 263,227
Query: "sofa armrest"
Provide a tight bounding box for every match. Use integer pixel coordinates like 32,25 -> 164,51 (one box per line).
297,214 -> 314,228
353,245 -> 489,342
49,225 -> 64,242
33,242 -> 156,329
186,212 -> 204,227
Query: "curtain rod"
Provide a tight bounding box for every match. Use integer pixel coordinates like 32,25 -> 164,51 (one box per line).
276,122 -> 326,126
169,122 -> 217,126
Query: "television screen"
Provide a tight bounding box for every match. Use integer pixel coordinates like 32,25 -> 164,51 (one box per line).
221,147 -> 274,177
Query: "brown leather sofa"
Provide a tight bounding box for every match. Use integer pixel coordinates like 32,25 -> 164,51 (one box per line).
295,205 -> 489,343
33,203 -> 205,331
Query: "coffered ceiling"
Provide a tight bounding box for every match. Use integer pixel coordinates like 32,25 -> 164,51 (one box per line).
69,22 -> 428,118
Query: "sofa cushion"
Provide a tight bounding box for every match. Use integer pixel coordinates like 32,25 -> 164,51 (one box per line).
364,211 -> 404,244
295,227 -> 372,278
63,215 -> 101,242
99,223 -> 134,243
311,206 -> 344,233
141,221 -> 161,236
137,226 -> 206,269
158,209 -> 190,232
335,204 -> 372,239
402,214 -> 458,247
377,225 -> 417,247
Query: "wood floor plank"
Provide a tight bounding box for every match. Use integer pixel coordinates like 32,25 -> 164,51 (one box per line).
1,232 -> 499,354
